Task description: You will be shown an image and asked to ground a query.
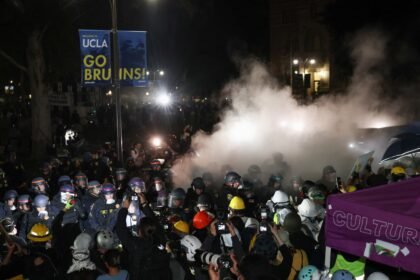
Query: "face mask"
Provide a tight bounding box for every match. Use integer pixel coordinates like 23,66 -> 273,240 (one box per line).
155,183 -> 163,192
61,192 -> 74,204
10,205 -> 16,211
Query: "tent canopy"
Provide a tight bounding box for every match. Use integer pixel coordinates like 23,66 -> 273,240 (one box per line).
326,177 -> 420,275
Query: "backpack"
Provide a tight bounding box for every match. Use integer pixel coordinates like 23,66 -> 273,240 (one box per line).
287,248 -> 309,280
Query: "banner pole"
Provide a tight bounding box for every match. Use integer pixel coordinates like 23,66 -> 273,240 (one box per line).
111,0 -> 123,164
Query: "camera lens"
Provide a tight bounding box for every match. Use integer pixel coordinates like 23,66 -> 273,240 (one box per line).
199,251 -> 220,265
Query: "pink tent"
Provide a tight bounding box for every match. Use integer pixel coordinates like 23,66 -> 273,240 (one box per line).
325,177 -> 420,275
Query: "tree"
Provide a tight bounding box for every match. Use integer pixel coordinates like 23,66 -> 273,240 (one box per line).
0,0 -> 83,158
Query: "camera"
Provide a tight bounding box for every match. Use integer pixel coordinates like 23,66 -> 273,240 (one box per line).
260,207 -> 268,220
259,221 -> 268,233
195,250 -> 234,279
216,221 -> 228,234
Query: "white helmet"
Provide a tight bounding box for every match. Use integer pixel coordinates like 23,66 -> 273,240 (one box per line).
297,198 -> 322,218
367,272 -> 390,280
271,190 -> 289,205
180,235 -> 202,262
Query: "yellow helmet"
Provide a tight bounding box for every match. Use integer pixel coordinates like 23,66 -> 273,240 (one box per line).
27,223 -> 52,242
173,220 -> 190,234
229,196 -> 245,210
391,166 -> 406,175
346,185 -> 357,193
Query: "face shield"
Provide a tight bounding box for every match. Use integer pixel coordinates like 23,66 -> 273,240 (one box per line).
60,192 -> 75,204
75,177 -> 88,189
32,182 -> 47,194
104,193 -> 115,204
168,195 -> 184,209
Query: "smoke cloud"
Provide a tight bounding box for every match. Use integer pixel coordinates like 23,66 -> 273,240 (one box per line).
171,30 -> 406,187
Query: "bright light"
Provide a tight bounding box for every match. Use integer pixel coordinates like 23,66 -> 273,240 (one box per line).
156,93 -> 171,106
10,80 -> 13,84
309,59 -> 316,65
145,92 -> 149,96
319,70 -> 328,78
5,86 -> 9,90
159,70 -> 165,76
146,71 -> 150,76
29,94 -> 32,99
294,70 -> 298,74
348,143 -> 355,149
293,59 -> 299,65
106,90 -> 112,96
151,137 -> 162,147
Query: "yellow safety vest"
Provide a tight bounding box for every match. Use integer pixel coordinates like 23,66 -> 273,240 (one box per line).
331,253 -> 365,278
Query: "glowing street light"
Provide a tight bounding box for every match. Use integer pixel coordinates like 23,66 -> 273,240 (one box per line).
151,136 -> 162,147
156,93 -> 171,106
309,59 -> 316,65
159,70 -> 165,76
293,59 -> 299,65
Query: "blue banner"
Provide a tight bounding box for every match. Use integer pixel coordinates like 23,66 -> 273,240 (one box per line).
79,29 -> 112,86
118,31 -> 148,87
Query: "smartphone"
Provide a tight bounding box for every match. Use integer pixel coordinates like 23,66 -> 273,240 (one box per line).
131,195 -> 138,201
217,222 -> 228,234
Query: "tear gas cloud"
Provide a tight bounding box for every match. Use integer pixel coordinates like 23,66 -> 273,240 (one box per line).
171,30 -> 407,187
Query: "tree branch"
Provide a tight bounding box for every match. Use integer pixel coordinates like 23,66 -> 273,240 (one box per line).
0,48 -> 27,73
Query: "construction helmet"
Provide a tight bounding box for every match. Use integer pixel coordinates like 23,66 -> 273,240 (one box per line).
271,190 -> 289,205
180,235 -> 202,262
173,220 -> 190,234
391,166 -> 405,175
346,185 -> 358,193
298,265 -> 321,280
297,198 -> 322,218
193,211 -> 214,230
96,230 -> 114,250
366,272 -> 390,280
331,270 -> 355,280
27,223 -> 52,242
229,196 -> 245,210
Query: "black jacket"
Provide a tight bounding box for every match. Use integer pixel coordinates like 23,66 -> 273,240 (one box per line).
116,208 -> 171,280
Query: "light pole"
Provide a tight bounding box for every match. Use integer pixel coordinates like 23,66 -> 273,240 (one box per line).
111,0 -> 123,164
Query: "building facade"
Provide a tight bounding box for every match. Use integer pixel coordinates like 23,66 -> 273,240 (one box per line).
269,0 -> 334,98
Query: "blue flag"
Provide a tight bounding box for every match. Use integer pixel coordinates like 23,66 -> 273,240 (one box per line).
118,31 -> 148,87
79,29 -> 112,86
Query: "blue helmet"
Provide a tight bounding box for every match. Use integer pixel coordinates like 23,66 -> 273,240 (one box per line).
87,180 -> 101,189
128,177 -> 146,191
4,190 -> 18,201
331,270 -> 355,280
298,265 -> 320,280
34,194 -> 49,208
101,183 -> 116,194
17,194 -> 31,205
58,175 -> 72,186
60,184 -> 75,194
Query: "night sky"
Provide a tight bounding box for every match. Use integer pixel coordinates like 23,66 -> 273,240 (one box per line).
1,0 -> 420,97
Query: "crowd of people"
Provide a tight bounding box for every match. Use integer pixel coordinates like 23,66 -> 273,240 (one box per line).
0,137 -> 417,280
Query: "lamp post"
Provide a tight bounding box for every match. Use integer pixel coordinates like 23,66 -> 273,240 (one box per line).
111,0 -> 123,164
